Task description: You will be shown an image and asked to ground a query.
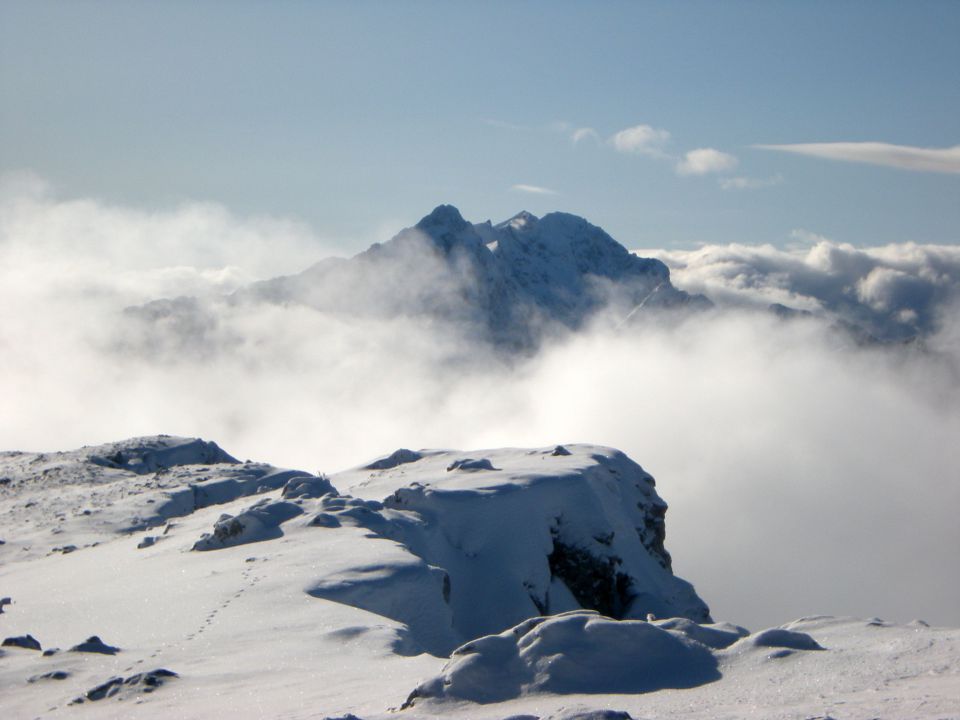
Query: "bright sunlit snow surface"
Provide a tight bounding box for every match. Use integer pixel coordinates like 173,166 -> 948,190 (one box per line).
1,437 -> 957,719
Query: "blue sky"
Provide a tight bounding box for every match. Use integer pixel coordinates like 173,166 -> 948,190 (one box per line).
1,0 -> 958,253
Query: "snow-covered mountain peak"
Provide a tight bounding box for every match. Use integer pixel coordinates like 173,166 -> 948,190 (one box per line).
152,205 -> 708,354
535,211 -> 636,253
498,210 -> 540,232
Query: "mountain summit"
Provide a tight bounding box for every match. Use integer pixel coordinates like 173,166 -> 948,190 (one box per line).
246,205 -> 707,349
415,203 -> 471,234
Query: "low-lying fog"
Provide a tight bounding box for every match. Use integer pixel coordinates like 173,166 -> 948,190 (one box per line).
3,174 -> 958,630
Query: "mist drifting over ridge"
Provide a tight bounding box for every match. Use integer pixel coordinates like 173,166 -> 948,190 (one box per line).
1,175 -> 958,631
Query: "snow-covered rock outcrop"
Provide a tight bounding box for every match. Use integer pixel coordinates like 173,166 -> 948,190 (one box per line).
0,435 -> 316,556
0,437 -> 709,658
326,444 -> 711,651
191,498 -> 304,550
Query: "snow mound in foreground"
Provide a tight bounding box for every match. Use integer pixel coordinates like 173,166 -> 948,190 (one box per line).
737,627 -> 825,651
403,610 -> 721,705
651,617 -> 749,649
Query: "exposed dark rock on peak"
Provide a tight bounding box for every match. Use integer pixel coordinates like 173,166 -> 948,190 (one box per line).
415,204 -> 470,233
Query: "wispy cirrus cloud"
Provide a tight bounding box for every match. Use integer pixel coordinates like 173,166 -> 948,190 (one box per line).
608,124 -> 672,157
719,174 -> 784,191
485,119 -> 601,149
571,127 -> 600,145
482,118 -> 536,132
754,142 -> 960,174
675,148 -> 739,176
510,184 -> 559,196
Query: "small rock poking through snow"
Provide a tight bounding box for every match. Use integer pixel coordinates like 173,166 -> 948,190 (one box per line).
28,671 -> 70,683
70,669 -> 178,704
2,634 -> 41,651
69,635 -> 120,654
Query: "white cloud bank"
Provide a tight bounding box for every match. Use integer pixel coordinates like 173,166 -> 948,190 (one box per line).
2,177 -> 958,631
640,237 -> 960,343
755,142 -> 960,174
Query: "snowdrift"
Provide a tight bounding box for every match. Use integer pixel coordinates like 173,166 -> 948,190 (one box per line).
404,610 -> 722,705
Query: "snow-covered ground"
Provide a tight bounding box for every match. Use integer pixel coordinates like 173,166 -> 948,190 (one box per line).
1,436 -> 957,719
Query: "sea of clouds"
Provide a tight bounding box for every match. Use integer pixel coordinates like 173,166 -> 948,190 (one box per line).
2,173 -> 958,631
643,235 -> 960,343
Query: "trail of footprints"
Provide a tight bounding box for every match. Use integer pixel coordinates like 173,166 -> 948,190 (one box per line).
121,560 -> 266,673
186,562 -> 264,641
